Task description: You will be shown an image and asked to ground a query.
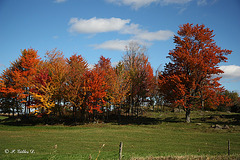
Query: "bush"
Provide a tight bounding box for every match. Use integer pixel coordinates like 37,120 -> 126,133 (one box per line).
231,104 -> 240,113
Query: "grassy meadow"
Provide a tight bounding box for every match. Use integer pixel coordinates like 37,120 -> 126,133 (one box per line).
0,111 -> 240,160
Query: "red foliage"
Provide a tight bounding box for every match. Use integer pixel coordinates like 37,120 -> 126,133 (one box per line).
159,23 -> 232,111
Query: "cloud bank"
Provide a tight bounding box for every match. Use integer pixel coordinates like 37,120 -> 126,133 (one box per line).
68,17 -> 174,51
92,39 -> 151,51
219,65 -> 240,81
134,30 -> 174,41
69,17 -> 130,34
92,39 -> 131,51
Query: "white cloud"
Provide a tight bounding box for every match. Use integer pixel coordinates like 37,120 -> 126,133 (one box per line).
120,23 -> 142,35
88,64 -> 95,70
92,39 -> 131,51
106,0 -> 192,9
111,61 -> 120,67
134,30 -> 174,41
178,7 -> 187,14
68,17 -> 130,34
88,62 -> 120,70
119,22 -> 174,41
219,65 -> 240,81
92,39 -> 150,51
54,0 -> 67,3
68,17 -> 174,51
161,0 -> 192,5
53,35 -> 59,39
106,0 -> 159,10
197,0 -> 207,6
68,17 -> 174,41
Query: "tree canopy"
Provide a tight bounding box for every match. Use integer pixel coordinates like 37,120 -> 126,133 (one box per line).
158,23 -> 232,122
0,24 -> 236,123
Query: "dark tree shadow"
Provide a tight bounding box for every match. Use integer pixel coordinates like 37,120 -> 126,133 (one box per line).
191,113 -> 240,126
105,114 -> 161,125
0,115 -> 79,126
1,112 -> 239,126
162,117 -> 184,123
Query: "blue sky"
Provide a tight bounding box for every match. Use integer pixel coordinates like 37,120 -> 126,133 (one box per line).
0,0 -> 239,93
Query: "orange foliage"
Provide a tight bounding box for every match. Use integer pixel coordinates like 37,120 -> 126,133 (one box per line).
159,23 -> 232,110
0,48 -> 40,103
65,54 -> 88,112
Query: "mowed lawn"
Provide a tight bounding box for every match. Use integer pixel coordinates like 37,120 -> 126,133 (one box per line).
0,111 -> 240,160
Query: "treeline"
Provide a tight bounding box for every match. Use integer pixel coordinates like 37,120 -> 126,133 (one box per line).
0,42 -> 156,122
0,23 -> 239,123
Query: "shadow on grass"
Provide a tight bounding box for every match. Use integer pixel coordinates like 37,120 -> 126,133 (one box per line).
109,115 -> 161,125
0,115 -> 80,126
0,114 -> 163,126
162,117 -> 184,123
1,112 -> 239,126
191,113 -> 240,126
103,113 -> 185,125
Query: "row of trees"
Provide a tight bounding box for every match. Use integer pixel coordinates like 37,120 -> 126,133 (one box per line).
0,42 -> 155,122
0,23 -> 238,123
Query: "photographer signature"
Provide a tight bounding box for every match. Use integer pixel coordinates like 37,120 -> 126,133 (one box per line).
5,149 -> 35,154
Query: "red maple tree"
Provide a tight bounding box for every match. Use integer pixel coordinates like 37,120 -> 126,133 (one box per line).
158,23 -> 232,123
0,48 -> 40,115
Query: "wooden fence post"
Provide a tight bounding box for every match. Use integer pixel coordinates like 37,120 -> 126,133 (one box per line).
119,142 -> 123,160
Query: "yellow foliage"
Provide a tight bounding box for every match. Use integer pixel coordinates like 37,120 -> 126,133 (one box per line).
30,77 -> 57,114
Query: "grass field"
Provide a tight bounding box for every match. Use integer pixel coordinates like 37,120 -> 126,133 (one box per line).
0,111 -> 240,160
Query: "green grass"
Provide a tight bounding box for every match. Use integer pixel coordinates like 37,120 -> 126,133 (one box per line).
0,115 -> 8,120
0,111 -> 240,160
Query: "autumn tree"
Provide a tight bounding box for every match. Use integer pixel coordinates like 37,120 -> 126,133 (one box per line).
30,64 -> 56,115
44,49 -> 68,116
29,49 -> 68,116
113,62 -> 130,112
0,67 -> 23,116
123,42 -> 154,116
95,56 -> 118,118
19,49 -> 40,114
0,48 -> 40,116
218,90 -> 239,112
158,23 -> 232,123
65,54 -> 88,121
86,65 -> 108,118
151,65 -> 164,111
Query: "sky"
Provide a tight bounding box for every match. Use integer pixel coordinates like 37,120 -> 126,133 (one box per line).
0,0 -> 240,93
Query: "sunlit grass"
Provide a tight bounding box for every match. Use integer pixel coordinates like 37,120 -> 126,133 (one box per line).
0,111 -> 240,160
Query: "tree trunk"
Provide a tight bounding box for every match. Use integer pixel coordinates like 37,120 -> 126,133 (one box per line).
201,99 -> 205,111
118,104 -> 121,124
15,98 -> 19,117
17,107 -> 19,117
185,108 -> 191,123
73,106 -> 76,123
12,108 -> 15,117
28,94 -> 31,115
81,107 -> 86,123
25,102 -> 27,115
136,104 -> 139,118
58,99 -> 62,117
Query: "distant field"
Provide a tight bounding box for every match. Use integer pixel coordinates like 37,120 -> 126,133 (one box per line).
0,111 -> 240,160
